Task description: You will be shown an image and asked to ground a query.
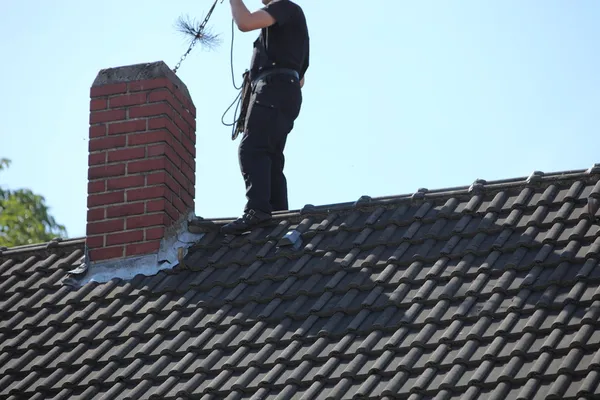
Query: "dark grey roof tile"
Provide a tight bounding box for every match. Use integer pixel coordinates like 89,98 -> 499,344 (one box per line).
5,175 -> 600,399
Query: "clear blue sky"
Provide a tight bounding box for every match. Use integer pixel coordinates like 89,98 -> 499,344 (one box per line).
1,0 -> 599,240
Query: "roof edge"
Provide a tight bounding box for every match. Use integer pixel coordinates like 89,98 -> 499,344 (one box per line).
190,164 -> 600,231
0,237 -> 86,257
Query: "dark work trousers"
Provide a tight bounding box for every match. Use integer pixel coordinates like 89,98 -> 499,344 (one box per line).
238,73 -> 302,215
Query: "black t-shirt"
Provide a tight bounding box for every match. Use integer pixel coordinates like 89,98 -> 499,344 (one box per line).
249,0 -> 310,81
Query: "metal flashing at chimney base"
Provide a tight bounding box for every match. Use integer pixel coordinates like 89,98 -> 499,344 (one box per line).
63,212 -> 204,287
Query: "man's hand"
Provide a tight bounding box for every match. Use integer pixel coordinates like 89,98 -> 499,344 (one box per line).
230,0 -> 276,32
300,77 -> 305,88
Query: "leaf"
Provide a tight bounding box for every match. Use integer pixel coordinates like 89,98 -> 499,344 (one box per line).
0,158 -> 67,247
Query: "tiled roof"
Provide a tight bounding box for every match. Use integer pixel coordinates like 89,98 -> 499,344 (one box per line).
2,168 -> 600,399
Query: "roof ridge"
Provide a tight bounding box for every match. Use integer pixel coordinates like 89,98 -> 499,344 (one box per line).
0,237 -> 85,256
192,164 -> 600,225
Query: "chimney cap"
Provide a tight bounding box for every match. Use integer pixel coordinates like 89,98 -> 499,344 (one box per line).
92,61 -> 193,103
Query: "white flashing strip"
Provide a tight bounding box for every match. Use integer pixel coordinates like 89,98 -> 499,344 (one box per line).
67,213 -> 205,286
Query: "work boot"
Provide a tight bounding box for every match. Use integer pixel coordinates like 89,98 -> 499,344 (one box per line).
220,209 -> 272,235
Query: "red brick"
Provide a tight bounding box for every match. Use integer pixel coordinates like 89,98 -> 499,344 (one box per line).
171,88 -> 196,117
148,89 -> 177,105
89,246 -> 125,262
106,202 -> 145,218
90,98 -> 107,111
173,114 -> 193,139
165,201 -> 179,222
145,227 -> 165,241
86,235 -> 105,249
181,190 -> 194,208
106,230 -> 144,246
90,109 -> 126,124
179,133 -> 196,158
181,163 -> 195,186
90,124 -> 106,138
87,219 -> 124,235
127,157 -> 167,174
147,143 -> 167,157
146,171 -> 166,185
126,213 -> 167,230
109,92 -> 148,108
125,240 -> 161,257
107,147 -> 146,163
146,199 -> 166,213
127,129 -> 170,146
108,119 -> 147,135
87,208 -> 105,222
129,103 -> 173,119
89,135 -> 127,152
88,163 -> 125,179
91,83 -> 127,97
176,106 -> 196,132
171,166 -> 190,189
148,91 -> 186,126
88,180 -> 106,194
173,195 -> 188,214
148,116 -> 180,135
127,185 -> 169,202
129,78 -> 172,92
171,137 -> 194,165
89,151 -> 106,166
87,191 -> 125,208
146,171 -> 181,195
107,175 -> 145,191
148,144 -> 183,168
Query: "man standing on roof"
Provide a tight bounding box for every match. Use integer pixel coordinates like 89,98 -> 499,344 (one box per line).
221,0 -> 310,235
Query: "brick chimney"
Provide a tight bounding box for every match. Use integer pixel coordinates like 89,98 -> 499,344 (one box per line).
86,61 -> 196,263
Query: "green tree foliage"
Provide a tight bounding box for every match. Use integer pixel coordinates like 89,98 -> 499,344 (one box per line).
0,158 -> 67,247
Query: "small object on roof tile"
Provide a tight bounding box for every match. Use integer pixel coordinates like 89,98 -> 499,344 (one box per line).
526,170 -> 544,184
587,163 -> 600,174
177,247 -> 187,270
354,195 -> 372,207
412,188 -> 428,201
67,262 -> 88,276
278,230 -> 302,247
301,204 -> 316,214
469,179 -> 487,193
46,239 -> 61,249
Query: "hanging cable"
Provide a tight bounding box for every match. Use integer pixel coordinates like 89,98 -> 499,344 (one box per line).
221,18 -> 250,140
171,1 -> 247,140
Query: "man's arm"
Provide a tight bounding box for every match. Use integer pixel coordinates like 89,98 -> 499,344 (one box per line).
230,0 -> 276,32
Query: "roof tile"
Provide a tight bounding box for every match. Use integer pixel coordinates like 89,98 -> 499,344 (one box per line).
3,172 -> 600,399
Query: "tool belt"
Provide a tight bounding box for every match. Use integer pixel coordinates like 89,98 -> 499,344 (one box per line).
252,67 -> 299,86
232,68 -> 300,140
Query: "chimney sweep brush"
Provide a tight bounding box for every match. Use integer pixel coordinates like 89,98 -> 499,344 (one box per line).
173,0 -> 224,73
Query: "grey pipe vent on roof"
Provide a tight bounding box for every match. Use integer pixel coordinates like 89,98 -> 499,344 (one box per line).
587,163 -> 600,174
469,179 -> 487,193
301,204 -> 316,214
354,195 -> 372,207
411,188 -> 428,201
46,237 -> 63,249
526,170 -> 544,184
278,230 -> 302,249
